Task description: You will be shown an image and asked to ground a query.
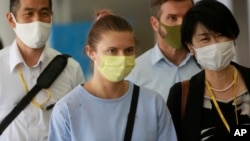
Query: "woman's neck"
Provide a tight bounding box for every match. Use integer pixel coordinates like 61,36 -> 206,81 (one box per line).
84,76 -> 129,99
205,65 -> 235,92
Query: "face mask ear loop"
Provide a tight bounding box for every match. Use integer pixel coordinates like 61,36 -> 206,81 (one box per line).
10,13 -> 18,31
49,15 -> 53,24
190,45 -> 202,69
233,40 -> 236,46
190,45 -> 197,55
10,13 -> 18,24
191,45 -> 197,50
94,54 -> 103,68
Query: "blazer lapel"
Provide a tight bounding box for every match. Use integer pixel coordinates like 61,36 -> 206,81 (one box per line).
232,62 -> 250,91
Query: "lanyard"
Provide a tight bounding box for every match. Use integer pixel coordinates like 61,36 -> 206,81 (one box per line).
17,64 -> 51,109
205,66 -> 238,133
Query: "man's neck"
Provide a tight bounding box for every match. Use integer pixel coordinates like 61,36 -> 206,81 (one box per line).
158,40 -> 188,66
17,39 -> 44,67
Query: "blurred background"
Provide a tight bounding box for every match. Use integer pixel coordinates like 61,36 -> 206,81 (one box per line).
0,0 -> 249,79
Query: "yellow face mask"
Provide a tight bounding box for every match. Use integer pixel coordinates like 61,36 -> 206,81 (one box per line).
96,55 -> 135,82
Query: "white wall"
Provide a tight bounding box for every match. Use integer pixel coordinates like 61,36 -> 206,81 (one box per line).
232,0 -> 250,67
0,0 -> 15,46
52,0 -> 72,23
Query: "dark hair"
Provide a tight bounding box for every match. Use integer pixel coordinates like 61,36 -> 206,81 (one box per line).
10,0 -> 52,14
87,10 -> 136,49
181,0 -> 240,50
150,0 -> 194,19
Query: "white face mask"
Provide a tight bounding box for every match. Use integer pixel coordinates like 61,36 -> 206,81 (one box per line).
11,14 -> 51,49
193,40 -> 235,71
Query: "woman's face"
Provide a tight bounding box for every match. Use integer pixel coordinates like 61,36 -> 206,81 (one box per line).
187,22 -> 232,53
93,31 -> 136,63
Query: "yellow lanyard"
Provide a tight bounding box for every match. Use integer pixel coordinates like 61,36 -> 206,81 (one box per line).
17,64 -> 51,109
205,67 -> 238,133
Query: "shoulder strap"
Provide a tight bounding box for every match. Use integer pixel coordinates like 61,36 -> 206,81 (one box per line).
124,84 -> 140,141
37,54 -> 70,88
181,80 -> 190,120
0,54 -> 70,135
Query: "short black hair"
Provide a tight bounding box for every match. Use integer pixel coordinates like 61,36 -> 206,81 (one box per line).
10,0 -> 52,14
181,0 -> 239,50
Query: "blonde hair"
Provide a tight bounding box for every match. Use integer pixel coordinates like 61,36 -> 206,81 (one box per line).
87,9 -> 135,49
96,9 -> 114,21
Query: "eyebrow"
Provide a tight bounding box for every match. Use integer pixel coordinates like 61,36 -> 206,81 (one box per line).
23,7 -> 35,11
23,7 -> 50,12
106,46 -> 135,49
167,14 -> 178,18
196,33 -> 209,36
126,46 -> 135,49
40,7 -> 50,11
194,33 -> 209,41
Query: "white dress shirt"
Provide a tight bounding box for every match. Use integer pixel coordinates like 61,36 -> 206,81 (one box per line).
0,41 -> 85,141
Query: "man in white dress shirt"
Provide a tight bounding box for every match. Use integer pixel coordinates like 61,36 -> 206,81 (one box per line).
0,0 -> 85,140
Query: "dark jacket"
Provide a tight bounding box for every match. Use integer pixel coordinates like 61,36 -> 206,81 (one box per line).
167,62 -> 250,141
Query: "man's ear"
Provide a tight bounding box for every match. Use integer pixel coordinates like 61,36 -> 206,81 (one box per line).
85,45 -> 95,61
6,12 -> 16,28
150,16 -> 159,32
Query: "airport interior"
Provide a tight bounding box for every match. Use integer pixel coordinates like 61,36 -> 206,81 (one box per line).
0,0 -> 250,79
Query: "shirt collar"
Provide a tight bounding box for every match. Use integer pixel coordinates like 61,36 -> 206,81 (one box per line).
10,41 -> 24,72
151,43 -> 193,67
179,53 -> 192,67
9,40 -> 46,72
